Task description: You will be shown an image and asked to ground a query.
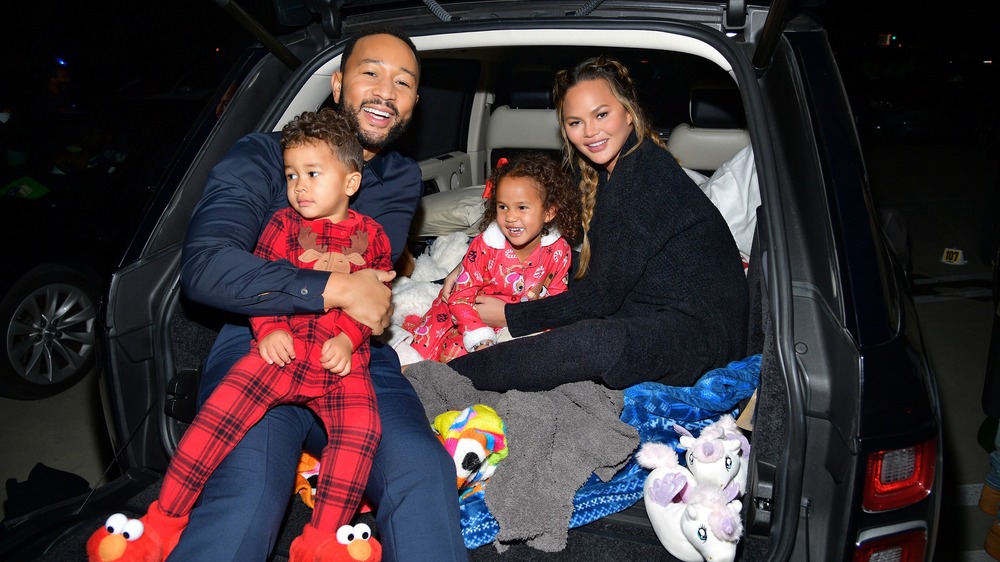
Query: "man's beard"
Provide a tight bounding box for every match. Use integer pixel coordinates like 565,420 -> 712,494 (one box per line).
337,97 -> 412,151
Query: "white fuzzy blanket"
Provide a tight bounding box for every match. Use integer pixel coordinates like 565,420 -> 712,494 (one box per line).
381,232 -> 471,364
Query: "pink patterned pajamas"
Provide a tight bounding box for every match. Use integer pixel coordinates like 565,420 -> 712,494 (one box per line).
409,223 -> 571,362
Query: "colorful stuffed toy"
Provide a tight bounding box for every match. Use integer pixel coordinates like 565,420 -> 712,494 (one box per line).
295,452 -> 322,509
432,404 -> 508,499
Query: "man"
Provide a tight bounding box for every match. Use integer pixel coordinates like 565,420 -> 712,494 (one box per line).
174,29 -> 467,561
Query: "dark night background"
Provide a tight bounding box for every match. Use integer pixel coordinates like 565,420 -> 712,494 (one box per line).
0,1 -> 998,559
1,0 -> 996,140
1,0 -> 268,114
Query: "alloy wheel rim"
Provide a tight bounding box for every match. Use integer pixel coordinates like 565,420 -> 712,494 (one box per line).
6,283 -> 96,386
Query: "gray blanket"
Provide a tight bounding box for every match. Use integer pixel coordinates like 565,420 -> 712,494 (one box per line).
404,361 -> 639,552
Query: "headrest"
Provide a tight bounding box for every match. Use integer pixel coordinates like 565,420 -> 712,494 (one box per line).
486,106 -> 562,151
689,86 -> 747,129
669,85 -> 750,172
509,70 -> 555,109
486,105 -> 563,169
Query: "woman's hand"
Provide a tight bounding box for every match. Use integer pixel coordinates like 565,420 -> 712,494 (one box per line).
474,296 -> 508,328
325,269 -> 396,335
441,264 -> 463,297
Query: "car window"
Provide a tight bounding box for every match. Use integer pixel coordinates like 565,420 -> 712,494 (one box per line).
394,58 -> 480,161
464,46 -> 732,131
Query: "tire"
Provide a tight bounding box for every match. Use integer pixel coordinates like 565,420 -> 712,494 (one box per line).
0,266 -> 100,399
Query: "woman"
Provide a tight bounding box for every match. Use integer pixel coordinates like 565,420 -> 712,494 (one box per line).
447,55 -> 748,391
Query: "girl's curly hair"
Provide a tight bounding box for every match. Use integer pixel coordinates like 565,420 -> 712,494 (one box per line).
480,151 -> 581,243
280,107 -> 364,173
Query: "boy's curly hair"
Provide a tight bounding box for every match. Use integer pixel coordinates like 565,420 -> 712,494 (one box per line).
280,107 -> 364,173
480,151 -> 581,243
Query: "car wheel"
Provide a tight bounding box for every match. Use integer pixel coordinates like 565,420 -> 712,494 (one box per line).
0,266 -> 100,399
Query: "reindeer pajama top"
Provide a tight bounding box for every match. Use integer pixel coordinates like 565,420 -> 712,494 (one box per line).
158,208 -> 392,533
409,222 -> 571,363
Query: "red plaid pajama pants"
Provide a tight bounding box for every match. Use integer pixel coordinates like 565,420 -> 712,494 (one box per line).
158,340 -> 380,532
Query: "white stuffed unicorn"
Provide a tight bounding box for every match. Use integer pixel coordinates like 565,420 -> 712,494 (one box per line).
636,444 -> 743,562
672,488 -> 743,562
635,416 -> 750,562
675,415 -> 750,498
636,441 -> 695,499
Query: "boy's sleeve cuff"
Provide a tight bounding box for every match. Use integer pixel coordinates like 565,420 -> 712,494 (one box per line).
338,321 -> 366,350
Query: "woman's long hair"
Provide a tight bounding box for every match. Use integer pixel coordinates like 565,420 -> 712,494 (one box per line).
553,56 -> 666,278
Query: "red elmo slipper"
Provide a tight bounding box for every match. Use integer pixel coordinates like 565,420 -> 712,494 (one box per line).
290,523 -> 382,562
86,501 -> 189,562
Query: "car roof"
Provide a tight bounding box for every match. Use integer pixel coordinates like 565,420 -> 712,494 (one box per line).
264,0 -> 814,72
282,0 -> 768,36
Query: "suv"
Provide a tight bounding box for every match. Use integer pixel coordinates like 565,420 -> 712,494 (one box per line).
0,1 -> 941,560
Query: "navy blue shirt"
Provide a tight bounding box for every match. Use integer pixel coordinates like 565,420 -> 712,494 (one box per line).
181,131 -> 422,317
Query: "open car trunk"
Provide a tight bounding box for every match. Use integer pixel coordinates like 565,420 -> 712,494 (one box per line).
0,2 -> 941,561
14,225 -> 778,562
20,237 -> 775,562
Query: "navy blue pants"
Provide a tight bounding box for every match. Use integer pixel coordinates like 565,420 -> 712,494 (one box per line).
166,323 -> 467,561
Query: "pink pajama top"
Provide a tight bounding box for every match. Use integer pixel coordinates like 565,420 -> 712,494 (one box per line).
409,223 -> 571,362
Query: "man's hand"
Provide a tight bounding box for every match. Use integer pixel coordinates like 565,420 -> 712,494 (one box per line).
441,264 -> 463,297
259,330 -> 295,366
324,269 -> 396,335
320,333 -> 353,376
474,296 -> 508,328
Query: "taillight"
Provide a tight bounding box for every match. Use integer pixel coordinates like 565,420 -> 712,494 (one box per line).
853,528 -> 926,562
863,439 -> 936,512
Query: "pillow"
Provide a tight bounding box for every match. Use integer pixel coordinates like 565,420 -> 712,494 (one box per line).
412,185 -> 486,238
686,144 -> 760,264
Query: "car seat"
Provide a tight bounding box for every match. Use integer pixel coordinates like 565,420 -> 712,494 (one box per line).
414,78 -> 564,238
485,76 -> 563,173
667,83 -> 750,174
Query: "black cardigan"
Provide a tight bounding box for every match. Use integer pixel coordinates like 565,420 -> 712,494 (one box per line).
508,132 -> 747,343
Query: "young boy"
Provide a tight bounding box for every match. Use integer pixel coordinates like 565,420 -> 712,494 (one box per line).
87,108 -> 391,562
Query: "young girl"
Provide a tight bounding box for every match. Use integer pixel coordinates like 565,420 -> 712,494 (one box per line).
408,152 -> 581,363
